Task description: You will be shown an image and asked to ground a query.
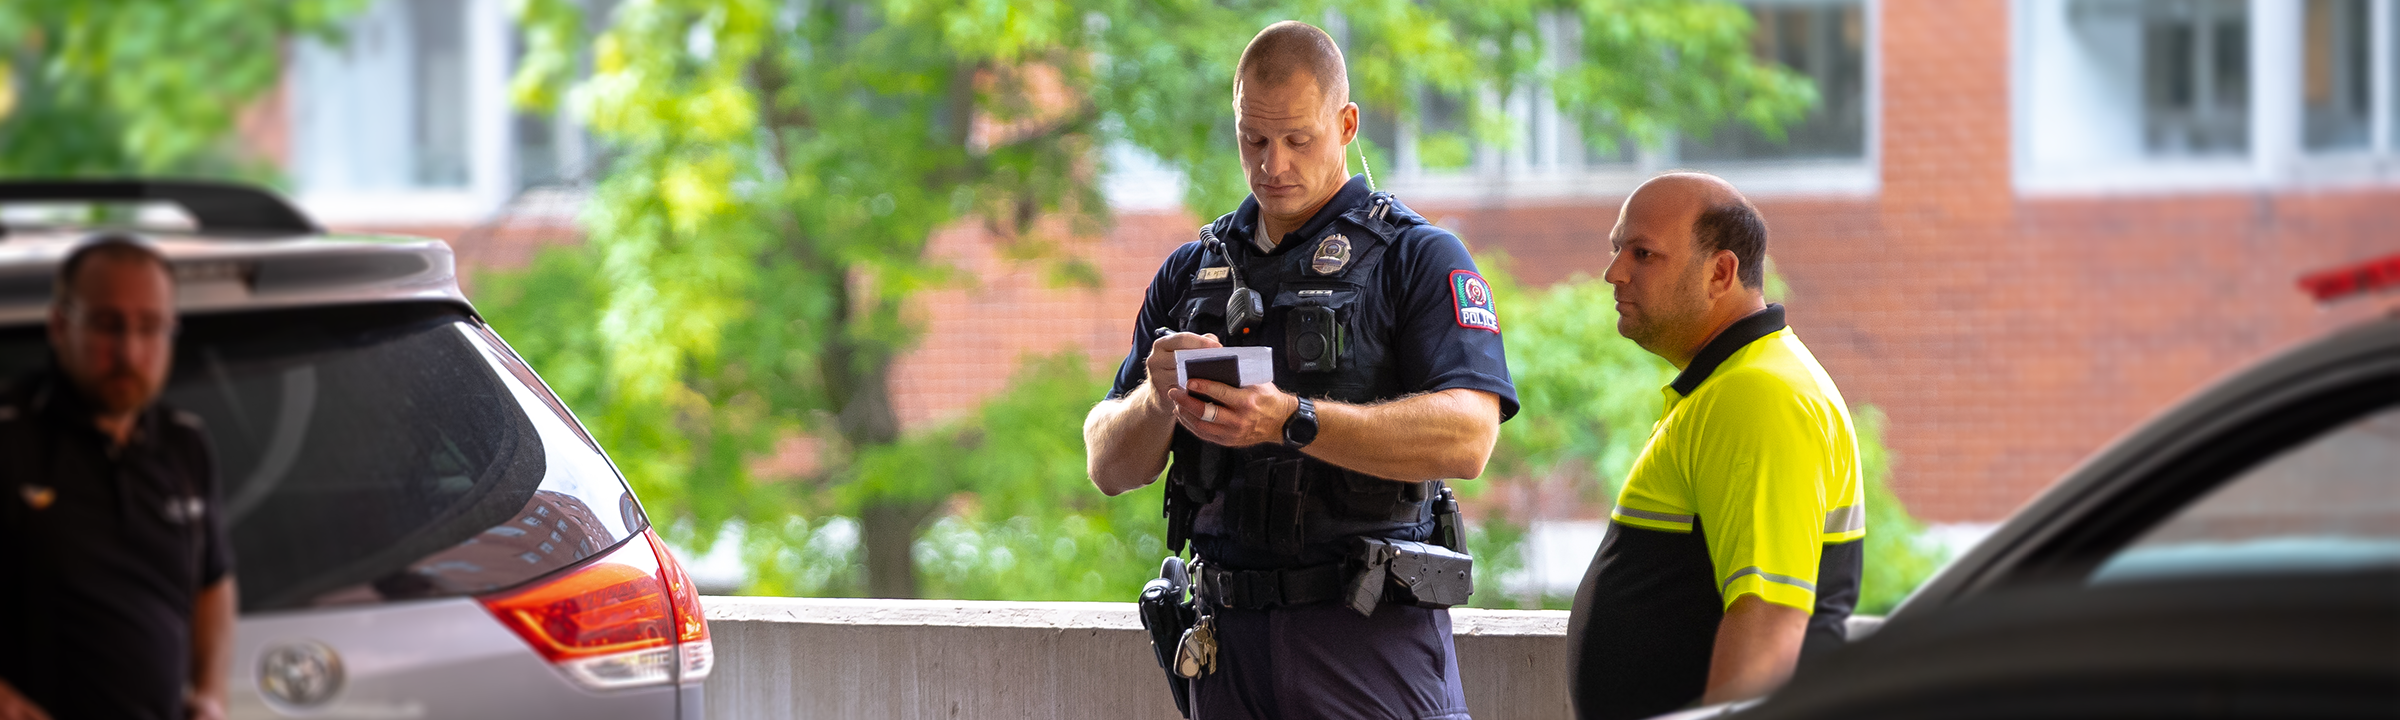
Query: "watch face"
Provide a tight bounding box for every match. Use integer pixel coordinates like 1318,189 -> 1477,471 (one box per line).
1285,399 -> 1318,447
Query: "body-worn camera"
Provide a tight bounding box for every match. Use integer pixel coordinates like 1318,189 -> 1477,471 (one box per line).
1287,303 -> 1343,373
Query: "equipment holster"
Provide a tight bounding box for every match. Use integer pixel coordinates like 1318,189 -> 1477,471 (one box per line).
1342,538 -> 1475,617
1136,557 -> 1199,717
1163,437 -> 1224,555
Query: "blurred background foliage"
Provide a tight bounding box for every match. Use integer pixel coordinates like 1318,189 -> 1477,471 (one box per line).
0,0 -> 362,177
491,0 -> 1827,599
0,0 -> 1943,611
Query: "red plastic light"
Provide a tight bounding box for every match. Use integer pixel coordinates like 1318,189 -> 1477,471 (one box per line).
479,531 -> 675,662
649,530 -> 710,644
2299,252 -> 2400,304
478,529 -> 711,689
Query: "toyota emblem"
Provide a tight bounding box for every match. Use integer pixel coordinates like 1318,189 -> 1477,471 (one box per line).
258,641 -> 343,707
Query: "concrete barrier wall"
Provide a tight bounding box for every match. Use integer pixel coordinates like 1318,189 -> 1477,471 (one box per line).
700,597 -> 1572,719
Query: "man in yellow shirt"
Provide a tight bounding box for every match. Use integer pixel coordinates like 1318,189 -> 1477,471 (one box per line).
1566,173 -> 1864,720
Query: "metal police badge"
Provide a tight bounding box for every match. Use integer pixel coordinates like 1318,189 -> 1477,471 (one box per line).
1450,270 -> 1499,332
1311,234 -> 1351,275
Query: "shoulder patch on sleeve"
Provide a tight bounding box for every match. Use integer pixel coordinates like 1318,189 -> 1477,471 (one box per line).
1449,269 -> 1499,333
171,410 -> 206,430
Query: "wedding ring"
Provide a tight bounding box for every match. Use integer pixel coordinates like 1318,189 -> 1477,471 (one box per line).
1201,405 -> 1219,423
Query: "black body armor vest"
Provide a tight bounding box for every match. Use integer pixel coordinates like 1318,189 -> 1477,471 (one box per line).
1164,192 -> 1443,569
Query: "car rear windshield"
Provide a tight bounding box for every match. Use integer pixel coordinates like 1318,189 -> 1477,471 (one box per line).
0,302 -> 646,613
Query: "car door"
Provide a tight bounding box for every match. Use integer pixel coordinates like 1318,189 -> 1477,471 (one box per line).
1892,318 -> 2400,614
1723,320 -> 2400,719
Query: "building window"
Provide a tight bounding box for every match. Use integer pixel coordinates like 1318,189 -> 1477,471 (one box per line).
410,0 -> 472,188
296,0 -> 476,193
2023,0 -> 2400,193
1681,0 -> 1870,162
1380,0 -> 1876,200
2303,0 -> 2374,151
2138,0 -> 2249,156
291,0 -> 603,223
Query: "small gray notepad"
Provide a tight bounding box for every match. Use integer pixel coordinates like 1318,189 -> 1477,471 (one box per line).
1174,346 -> 1274,391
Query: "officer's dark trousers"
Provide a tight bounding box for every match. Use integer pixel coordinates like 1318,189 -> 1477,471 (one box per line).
1188,601 -> 1471,720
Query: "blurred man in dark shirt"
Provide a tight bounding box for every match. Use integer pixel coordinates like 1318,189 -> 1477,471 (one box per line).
0,238 -> 235,720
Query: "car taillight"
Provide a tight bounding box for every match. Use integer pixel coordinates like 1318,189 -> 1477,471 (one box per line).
479,529 -> 712,690
649,528 -> 713,681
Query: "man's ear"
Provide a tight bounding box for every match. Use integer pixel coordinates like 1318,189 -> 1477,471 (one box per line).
46,304 -> 66,348
1709,249 -> 1742,299
1339,102 -> 1359,145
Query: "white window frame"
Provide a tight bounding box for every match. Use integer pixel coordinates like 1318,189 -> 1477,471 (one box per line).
2288,0 -> 2400,186
289,0 -> 529,226
1388,0 -> 1882,204
2015,0 -> 2400,196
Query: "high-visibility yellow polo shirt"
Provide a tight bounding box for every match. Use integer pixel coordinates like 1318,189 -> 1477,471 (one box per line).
1611,309 -> 1863,611
1567,304 -> 1867,720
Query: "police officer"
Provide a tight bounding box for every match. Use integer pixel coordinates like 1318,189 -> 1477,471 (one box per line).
0,238 -> 236,720
1085,21 -> 1517,720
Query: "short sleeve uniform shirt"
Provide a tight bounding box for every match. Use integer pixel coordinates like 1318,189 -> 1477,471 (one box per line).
1105,175 -> 1518,420
0,372 -> 232,720
1566,305 -> 1865,720
1102,175 -> 1518,569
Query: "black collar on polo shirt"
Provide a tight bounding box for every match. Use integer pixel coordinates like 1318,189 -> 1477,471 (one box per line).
1668,303 -> 1788,397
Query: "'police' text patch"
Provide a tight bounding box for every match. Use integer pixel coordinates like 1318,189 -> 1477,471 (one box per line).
1450,270 -> 1498,332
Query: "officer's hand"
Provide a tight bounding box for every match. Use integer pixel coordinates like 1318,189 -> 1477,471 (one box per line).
1144,332 -> 1221,408
1169,379 -> 1300,448
0,679 -> 53,720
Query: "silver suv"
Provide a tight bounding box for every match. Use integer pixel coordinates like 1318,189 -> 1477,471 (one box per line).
0,181 -> 710,719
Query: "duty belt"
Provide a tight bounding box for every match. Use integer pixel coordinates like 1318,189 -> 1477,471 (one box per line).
1194,562 -> 1349,610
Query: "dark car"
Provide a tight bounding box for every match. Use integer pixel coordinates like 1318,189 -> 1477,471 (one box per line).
0,181 -> 712,719
1668,265 -> 2400,719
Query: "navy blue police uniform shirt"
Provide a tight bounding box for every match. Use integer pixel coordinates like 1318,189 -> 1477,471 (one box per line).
0,368 -> 232,720
1107,175 -> 1519,559
1109,176 -> 1517,419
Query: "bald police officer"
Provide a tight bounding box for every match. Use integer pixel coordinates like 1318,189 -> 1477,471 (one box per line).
1086,21 -> 1517,720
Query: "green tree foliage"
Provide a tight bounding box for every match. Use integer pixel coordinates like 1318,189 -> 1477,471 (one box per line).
503,0 -> 1816,596
1480,259 -> 1677,500
1852,406 -> 1938,614
0,0 -> 360,177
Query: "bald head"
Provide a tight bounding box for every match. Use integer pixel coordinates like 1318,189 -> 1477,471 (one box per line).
1622,172 -> 1766,290
1234,21 -> 1349,110
1605,172 -> 1771,365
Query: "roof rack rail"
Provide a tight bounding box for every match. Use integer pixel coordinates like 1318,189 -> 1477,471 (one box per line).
0,179 -> 321,236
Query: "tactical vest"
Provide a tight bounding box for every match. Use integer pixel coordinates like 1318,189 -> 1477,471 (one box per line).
1163,192 -> 1442,565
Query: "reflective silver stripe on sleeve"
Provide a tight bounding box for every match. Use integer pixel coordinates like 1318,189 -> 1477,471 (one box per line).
1823,505 -> 1865,534
1722,566 -> 1817,593
1613,507 -> 1696,525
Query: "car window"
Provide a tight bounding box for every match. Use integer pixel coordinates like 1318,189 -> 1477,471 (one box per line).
2091,398 -> 2400,585
0,303 -> 646,612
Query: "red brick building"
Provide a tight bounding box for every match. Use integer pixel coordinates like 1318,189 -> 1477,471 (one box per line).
270,0 -> 2400,525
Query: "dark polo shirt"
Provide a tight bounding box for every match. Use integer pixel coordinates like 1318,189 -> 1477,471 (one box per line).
0,370 -> 231,720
